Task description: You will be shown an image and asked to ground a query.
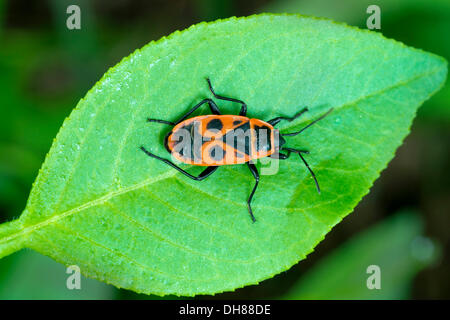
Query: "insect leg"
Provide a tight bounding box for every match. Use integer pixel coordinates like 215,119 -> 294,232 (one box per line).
269,152 -> 289,159
282,147 -> 320,194
246,163 -> 259,223
140,146 -> 218,180
174,98 -> 221,124
146,119 -> 175,125
206,78 -> 247,116
147,98 -> 221,126
269,149 -> 309,159
267,107 -> 308,126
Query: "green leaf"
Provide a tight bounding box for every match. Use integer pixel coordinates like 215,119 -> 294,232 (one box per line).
0,14 -> 447,296
282,211 -> 439,299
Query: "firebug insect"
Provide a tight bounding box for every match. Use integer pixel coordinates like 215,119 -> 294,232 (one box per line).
141,78 -> 333,222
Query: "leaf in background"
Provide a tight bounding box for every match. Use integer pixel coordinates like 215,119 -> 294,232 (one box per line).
0,35 -> 77,219
282,211 -> 439,299
0,249 -> 114,299
0,0 -> 4,34
0,14 -> 447,296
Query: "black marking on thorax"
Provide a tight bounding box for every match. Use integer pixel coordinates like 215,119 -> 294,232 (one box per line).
254,124 -> 272,152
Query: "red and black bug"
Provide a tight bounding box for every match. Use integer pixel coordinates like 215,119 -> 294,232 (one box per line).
141,78 -> 332,222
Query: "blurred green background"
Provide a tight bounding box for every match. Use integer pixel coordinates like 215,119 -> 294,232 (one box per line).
0,0 -> 448,299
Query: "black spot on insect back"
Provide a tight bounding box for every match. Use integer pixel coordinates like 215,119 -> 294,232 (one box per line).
207,118 -> 223,131
209,145 -> 225,161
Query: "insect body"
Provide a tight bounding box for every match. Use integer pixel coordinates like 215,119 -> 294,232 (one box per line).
141,78 -> 332,222
166,115 -> 278,166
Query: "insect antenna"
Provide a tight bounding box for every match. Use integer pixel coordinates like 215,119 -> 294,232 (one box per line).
281,108 -> 333,137
283,147 -> 321,194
